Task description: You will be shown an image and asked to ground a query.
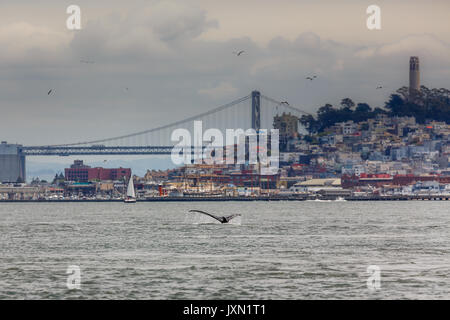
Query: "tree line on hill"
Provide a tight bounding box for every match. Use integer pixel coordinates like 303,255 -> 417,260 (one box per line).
299,86 -> 450,134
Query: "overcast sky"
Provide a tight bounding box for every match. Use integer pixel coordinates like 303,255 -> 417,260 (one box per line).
1,0 -> 450,146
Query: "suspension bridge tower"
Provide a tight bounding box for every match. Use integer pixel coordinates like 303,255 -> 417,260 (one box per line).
251,90 -> 261,131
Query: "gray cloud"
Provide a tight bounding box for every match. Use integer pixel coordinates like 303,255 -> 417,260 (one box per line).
0,1 -> 449,146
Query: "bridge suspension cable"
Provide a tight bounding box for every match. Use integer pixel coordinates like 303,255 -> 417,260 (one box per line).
33,91 -> 313,150
47,94 -> 252,147
260,95 -> 313,116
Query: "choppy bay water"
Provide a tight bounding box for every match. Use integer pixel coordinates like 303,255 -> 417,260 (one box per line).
0,201 -> 449,299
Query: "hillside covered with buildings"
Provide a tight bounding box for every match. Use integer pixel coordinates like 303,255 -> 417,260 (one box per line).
1,57 -> 449,201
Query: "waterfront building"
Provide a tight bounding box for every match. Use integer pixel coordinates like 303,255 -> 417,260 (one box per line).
64,160 -> 131,182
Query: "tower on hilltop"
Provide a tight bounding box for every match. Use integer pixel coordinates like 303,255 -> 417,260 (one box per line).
409,56 -> 420,98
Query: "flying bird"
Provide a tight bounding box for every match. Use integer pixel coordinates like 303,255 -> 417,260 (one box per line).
376,86 -> 383,89
233,50 -> 245,56
281,101 -> 290,106
189,210 -> 241,224
306,75 -> 317,81
47,89 -> 53,95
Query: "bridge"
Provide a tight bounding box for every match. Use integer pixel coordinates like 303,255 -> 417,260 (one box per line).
20,91 -> 311,156
21,146 -> 175,156
1,91 -> 311,182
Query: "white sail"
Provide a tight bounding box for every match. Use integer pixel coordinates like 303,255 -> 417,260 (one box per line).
126,178 -> 136,199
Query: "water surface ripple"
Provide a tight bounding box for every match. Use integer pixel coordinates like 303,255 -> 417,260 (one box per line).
0,201 -> 449,299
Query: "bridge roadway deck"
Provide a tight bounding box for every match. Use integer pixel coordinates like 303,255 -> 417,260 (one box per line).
21,146 -> 179,156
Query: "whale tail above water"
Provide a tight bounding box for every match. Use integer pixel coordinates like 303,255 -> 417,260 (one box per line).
189,210 -> 241,223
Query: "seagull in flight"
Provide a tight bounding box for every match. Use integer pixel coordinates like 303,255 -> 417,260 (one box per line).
47,89 -> 53,95
306,75 -> 317,81
233,50 -> 245,56
281,101 -> 290,106
189,210 -> 241,224
376,86 -> 383,89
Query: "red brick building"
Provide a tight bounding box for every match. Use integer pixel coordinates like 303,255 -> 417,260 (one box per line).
64,160 -> 131,182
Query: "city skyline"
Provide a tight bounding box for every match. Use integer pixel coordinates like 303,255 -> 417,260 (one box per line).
2,54 -> 448,183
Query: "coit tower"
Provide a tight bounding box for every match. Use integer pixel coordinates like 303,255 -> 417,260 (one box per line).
409,56 -> 420,97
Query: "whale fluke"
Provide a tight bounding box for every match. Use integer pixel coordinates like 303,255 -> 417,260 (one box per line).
189,210 -> 241,223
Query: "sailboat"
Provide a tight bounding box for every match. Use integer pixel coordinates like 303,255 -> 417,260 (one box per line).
124,177 -> 137,203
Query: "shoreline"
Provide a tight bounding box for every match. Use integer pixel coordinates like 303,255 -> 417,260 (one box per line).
1,195 -> 450,202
